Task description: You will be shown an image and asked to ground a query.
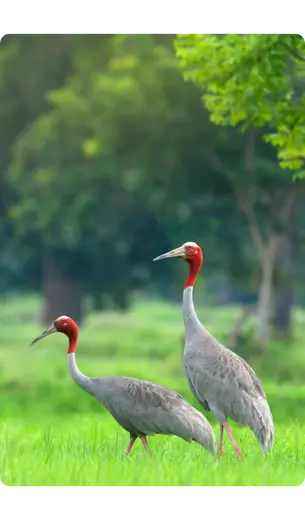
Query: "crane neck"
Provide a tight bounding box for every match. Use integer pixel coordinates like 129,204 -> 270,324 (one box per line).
184,255 -> 202,288
66,329 -> 93,390
183,286 -> 201,330
183,255 -> 203,331
182,286 -> 209,339
182,252 -> 210,343
67,350 -> 94,396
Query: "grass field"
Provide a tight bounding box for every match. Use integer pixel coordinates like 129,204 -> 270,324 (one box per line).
1,415 -> 304,486
0,294 -> 305,486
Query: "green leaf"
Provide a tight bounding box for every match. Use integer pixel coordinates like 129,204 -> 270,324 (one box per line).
82,138 -> 102,158
175,34 -> 305,175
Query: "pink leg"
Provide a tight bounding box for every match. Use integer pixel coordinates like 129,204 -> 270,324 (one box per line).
217,423 -> 224,459
125,436 -> 136,456
223,421 -> 242,460
140,436 -> 153,457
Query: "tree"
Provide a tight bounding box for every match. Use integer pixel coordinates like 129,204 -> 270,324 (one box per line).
175,34 -> 305,176
4,34 -> 302,341
9,35 -> 236,319
175,34 -> 305,343
0,31 -> 111,318
6,36 -> 252,313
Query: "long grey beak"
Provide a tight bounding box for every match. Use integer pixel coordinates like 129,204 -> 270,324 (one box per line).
30,323 -> 57,346
153,247 -> 185,261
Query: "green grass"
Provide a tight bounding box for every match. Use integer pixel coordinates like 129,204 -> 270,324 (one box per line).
0,293 -> 305,486
1,415 -> 304,486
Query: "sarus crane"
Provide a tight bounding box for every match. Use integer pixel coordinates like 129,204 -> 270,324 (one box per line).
30,315 -> 216,457
153,242 -> 274,459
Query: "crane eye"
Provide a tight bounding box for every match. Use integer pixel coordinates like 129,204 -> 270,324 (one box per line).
63,322 -> 67,327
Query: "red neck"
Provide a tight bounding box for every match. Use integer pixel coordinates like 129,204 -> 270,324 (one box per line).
184,255 -> 203,288
67,330 -> 78,354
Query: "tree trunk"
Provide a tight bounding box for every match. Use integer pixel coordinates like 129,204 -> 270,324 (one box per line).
273,285 -> 293,338
112,282 -> 129,311
256,241 -> 278,345
113,291 -> 129,310
42,260 -> 83,325
91,292 -> 106,311
272,234 -> 294,338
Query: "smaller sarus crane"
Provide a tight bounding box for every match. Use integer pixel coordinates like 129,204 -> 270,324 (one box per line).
153,242 -> 274,459
31,316 -> 216,457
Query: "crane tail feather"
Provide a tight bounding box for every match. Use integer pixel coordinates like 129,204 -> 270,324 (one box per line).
251,399 -> 274,454
189,410 -> 217,455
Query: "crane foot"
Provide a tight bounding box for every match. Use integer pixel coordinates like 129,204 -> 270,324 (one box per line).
217,447 -> 223,459
235,447 -> 243,460
125,436 -> 137,456
140,436 -> 153,457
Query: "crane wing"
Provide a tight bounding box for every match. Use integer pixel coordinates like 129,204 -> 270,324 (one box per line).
237,355 -> 266,399
185,336 -> 268,424
92,376 -> 215,452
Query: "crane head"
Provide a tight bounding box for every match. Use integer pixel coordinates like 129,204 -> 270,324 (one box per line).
30,316 -> 78,346
153,242 -> 203,263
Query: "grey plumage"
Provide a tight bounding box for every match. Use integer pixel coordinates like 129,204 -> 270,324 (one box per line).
184,330 -> 274,454
153,241 -> 274,457
88,375 -> 216,454
30,316 -> 216,456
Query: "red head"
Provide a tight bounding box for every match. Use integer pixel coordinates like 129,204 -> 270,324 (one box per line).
153,241 -> 203,288
30,315 -> 79,354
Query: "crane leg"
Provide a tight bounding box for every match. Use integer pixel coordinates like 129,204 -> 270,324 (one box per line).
223,421 -> 242,460
140,436 -> 153,457
217,423 -> 224,459
125,435 -> 137,456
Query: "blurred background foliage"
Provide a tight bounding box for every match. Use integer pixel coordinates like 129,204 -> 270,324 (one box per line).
0,35 -> 305,413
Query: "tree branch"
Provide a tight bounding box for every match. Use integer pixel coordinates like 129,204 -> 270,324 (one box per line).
271,187 -> 297,225
236,129 -> 267,260
204,148 -> 236,179
239,197 -> 266,260
229,305 -> 253,347
268,233 -> 281,261
278,187 -> 296,222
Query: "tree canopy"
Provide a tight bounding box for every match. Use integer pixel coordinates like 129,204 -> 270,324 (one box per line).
1,34 -> 304,342
175,34 -> 305,177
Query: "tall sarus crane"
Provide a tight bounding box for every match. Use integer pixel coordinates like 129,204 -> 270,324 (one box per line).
153,242 -> 274,459
31,316 -> 216,457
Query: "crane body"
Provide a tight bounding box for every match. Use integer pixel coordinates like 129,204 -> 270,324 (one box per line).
153,242 -> 274,459
31,315 -> 216,457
